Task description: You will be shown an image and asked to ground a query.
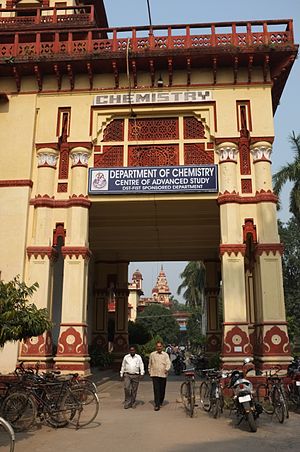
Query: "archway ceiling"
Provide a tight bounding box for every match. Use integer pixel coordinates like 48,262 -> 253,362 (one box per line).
89,196 -> 220,262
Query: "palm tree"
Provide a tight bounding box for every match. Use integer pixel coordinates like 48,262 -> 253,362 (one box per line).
273,131 -> 300,223
177,261 -> 206,310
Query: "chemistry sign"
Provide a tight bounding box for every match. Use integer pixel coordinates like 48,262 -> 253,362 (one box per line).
88,165 -> 218,195
93,90 -> 212,106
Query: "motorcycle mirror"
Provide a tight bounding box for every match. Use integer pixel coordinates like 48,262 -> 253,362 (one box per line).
243,357 -> 253,364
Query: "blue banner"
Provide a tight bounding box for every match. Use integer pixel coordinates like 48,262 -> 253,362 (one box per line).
88,165 -> 218,195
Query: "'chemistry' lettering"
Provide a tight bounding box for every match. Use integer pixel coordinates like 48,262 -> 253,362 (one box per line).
93,90 -> 212,106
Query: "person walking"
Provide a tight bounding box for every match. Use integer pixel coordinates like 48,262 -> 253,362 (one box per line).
120,345 -> 145,409
148,341 -> 171,411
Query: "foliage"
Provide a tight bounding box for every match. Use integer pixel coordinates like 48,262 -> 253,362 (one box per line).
186,308 -> 206,351
0,276 -> 52,347
169,296 -> 190,313
137,304 -> 180,344
207,352 -> 221,370
177,261 -> 206,310
278,217 -> 300,343
137,334 -> 164,359
273,131 -> 300,223
128,320 -> 151,346
88,344 -> 113,368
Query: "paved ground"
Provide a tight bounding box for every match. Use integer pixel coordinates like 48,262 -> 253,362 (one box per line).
3,373 -> 300,452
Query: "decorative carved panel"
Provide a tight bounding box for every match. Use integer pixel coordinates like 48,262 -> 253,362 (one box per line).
57,182 -> 68,192
128,118 -> 178,141
239,136 -> 251,175
241,179 -> 252,193
183,116 -> 206,139
94,146 -> 123,167
58,147 -> 69,179
102,119 -> 124,142
128,145 -> 179,167
184,143 -> 214,164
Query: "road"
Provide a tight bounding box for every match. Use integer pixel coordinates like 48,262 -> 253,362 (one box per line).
4,375 -> 300,452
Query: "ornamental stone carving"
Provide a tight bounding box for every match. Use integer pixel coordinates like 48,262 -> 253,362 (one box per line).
250,143 -> 272,162
37,150 -> 58,168
70,147 -> 91,167
216,143 -> 239,162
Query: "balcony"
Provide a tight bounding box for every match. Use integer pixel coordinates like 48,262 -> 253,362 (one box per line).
0,6 -> 96,30
0,18 -> 296,60
0,18 -> 297,112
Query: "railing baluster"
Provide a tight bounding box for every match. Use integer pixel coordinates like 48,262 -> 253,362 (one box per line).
13,33 -> 19,57
185,26 -> 191,48
36,32 -> 41,55
112,29 -> 118,52
263,22 -> 268,45
132,28 -> 137,51
68,32 -> 72,54
211,24 -> 216,46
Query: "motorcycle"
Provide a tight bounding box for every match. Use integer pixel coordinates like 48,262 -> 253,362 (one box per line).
228,358 -> 262,433
190,354 -> 209,376
172,352 -> 186,375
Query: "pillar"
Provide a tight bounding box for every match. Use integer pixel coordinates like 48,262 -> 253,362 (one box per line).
216,142 -> 252,368
92,289 -> 109,350
54,147 -> 92,375
20,149 -> 59,369
205,260 -> 222,354
251,142 -> 291,370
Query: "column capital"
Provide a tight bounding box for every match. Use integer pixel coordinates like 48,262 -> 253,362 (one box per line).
37,148 -> 59,168
70,147 -> 91,167
216,142 -> 239,162
250,142 -> 272,162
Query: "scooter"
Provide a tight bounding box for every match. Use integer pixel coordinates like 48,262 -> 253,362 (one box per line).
228,358 -> 262,432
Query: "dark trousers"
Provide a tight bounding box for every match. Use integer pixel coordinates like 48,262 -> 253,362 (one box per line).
152,377 -> 167,407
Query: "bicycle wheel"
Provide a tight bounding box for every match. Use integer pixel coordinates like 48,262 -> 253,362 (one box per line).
73,379 -> 97,394
1,392 -> 36,432
272,387 -> 285,423
280,386 -> 289,419
180,381 -> 195,417
256,384 -> 274,415
199,381 -> 211,412
0,417 -> 15,452
62,387 -> 99,428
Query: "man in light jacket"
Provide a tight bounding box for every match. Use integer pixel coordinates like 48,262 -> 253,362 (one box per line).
148,341 -> 171,411
120,345 -> 145,409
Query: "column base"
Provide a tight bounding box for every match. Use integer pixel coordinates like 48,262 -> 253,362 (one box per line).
221,323 -> 253,369
54,356 -> 91,376
19,331 -> 54,370
206,332 -> 222,354
253,323 -> 292,371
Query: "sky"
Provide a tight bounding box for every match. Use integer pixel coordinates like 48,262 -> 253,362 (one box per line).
104,0 -> 300,300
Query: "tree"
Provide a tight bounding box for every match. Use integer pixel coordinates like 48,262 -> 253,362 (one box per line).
136,304 -> 180,344
0,276 -> 52,347
278,217 -> 300,344
177,261 -> 206,310
186,308 -> 206,352
128,320 -> 151,346
273,131 -> 300,223
169,295 -> 189,313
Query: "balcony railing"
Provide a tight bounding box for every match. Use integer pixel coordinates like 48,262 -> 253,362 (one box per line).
0,6 -> 95,29
0,19 -> 295,60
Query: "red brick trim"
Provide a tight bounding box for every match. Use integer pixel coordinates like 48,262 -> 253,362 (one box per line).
36,143 -> 59,151
0,179 -> 33,188
256,243 -> 284,256
217,190 -> 278,205
30,195 -> 91,208
61,246 -> 92,259
27,246 -> 58,260
219,244 -> 246,256
215,136 -> 274,146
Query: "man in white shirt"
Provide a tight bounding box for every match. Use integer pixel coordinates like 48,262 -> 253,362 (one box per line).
120,345 -> 145,409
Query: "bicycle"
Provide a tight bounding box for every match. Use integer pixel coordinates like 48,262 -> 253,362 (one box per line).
1,366 -> 99,430
0,416 -> 15,452
199,369 -> 224,418
256,366 -> 288,423
180,369 -> 196,417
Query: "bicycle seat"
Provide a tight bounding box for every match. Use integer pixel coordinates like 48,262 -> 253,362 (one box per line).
184,371 -> 195,377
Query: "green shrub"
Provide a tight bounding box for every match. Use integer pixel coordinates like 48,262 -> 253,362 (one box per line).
88,344 -> 113,369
